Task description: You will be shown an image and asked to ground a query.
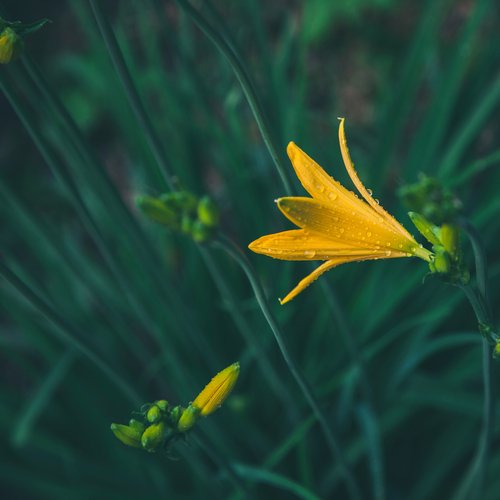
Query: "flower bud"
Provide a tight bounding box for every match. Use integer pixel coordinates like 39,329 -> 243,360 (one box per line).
141,422 -> 166,452
110,423 -> 142,448
430,248 -> 451,274
128,419 -> 146,433
177,404 -> 201,432
192,362 -> 240,416
197,196 -> 219,227
440,224 -> 459,260
408,212 -> 441,246
146,405 -> 162,423
135,195 -> 179,228
155,400 -> 169,412
0,28 -> 23,64
160,191 -> 198,213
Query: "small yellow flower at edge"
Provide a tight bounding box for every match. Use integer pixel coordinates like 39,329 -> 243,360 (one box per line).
249,118 -> 433,304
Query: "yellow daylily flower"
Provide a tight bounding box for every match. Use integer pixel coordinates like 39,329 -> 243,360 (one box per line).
249,118 -> 433,304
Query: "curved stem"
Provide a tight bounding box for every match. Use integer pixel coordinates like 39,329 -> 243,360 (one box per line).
453,219 -> 495,500
0,260 -> 140,404
213,236 -> 361,500
174,0 -> 292,195
88,0 -> 175,191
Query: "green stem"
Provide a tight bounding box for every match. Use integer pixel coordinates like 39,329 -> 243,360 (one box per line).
214,236 -> 361,500
319,281 -> 386,500
88,0 -> 175,191
453,219 -> 495,500
198,244 -> 297,416
0,261 -> 140,404
174,0 -> 292,195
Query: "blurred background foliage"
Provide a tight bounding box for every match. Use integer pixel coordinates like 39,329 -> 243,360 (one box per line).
1,0 -> 500,498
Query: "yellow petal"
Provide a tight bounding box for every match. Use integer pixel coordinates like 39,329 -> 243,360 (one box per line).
249,229 -> 398,260
279,254 -> 392,304
277,197 -> 417,253
338,118 -> 414,240
287,142 -> 364,210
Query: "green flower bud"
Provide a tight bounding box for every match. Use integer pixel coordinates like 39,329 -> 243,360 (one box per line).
136,195 -> 179,228
494,341 -> 500,359
191,220 -> 214,243
169,405 -> 183,426
128,419 -> 146,433
0,27 -> 23,63
155,400 -> 169,412
197,196 -> 219,227
177,405 -> 201,433
111,423 -> 142,448
146,405 -> 162,423
160,191 -> 198,213
141,422 -> 166,452
408,212 -> 441,246
440,224 -> 459,260
431,248 -> 451,274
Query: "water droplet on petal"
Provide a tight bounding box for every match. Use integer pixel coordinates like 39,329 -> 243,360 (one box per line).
367,189 -> 373,196
366,232 -> 372,237
328,192 -> 338,201
304,250 -> 316,258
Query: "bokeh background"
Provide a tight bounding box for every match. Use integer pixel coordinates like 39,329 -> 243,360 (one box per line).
1,0 -> 500,498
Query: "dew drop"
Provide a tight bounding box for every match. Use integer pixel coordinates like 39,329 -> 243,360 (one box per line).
375,199 -> 380,205
366,231 -> 372,237
328,192 -> 338,201
304,250 -> 316,258
339,228 -> 345,234
367,188 -> 373,195
385,250 -> 392,256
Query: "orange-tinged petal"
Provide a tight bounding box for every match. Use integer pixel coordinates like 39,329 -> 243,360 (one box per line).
248,229 -> 403,261
277,197 -> 418,253
192,362 -> 240,416
338,118 -> 414,240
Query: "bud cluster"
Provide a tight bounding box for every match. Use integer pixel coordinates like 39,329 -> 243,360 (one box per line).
136,191 -> 220,243
409,212 -> 469,284
111,362 -> 239,453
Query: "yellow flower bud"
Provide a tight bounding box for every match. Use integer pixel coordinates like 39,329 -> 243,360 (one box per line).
0,28 -> 23,64
192,362 -> 240,416
177,404 -> 201,432
110,423 -> 142,448
141,422 -> 166,452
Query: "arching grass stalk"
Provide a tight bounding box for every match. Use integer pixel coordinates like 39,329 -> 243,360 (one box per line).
213,235 -> 362,500
319,281 -> 386,500
197,245 -> 299,417
88,0 -> 175,191
0,261 -> 140,404
452,219 -> 495,500
174,0 -> 292,195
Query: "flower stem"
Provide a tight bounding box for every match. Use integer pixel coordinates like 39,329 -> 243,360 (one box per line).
174,0 -> 292,195
88,0 -> 175,191
452,219 -> 495,500
213,236 -> 362,500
